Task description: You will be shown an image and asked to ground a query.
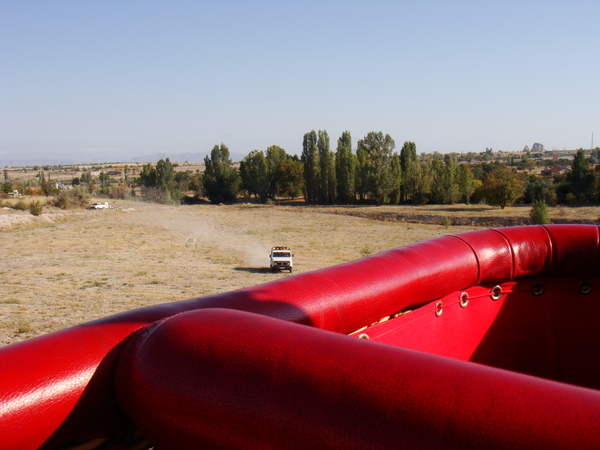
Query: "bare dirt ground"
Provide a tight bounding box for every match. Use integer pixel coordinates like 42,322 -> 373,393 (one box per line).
1,200 -> 599,346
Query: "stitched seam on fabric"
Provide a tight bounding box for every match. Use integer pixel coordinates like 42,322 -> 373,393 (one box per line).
491,228 -> 514,280
447,234 -> 481,286
540,225 -> 555,275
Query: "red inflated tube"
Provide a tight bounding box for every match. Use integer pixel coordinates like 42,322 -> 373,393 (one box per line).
2,225 -> 599,448
116,308 -> 600,449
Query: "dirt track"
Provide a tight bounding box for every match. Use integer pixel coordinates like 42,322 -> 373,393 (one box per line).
0,200 -> 485,346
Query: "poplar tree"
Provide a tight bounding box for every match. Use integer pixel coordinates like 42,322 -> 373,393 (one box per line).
390,154 -> 402,204
324,153 -> 337,204
430,155 -> 459,204
301,130 -> 319,202
318,130 -> 336,204
444,154 -> 460,204
400,141 -> 418,203
355,146 -> 370,202
335,131 -> 355,204
414,158 -> 433,205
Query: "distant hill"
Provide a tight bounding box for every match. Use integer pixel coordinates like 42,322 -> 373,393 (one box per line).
131,152 -> 246,164
1,151 -> 247,167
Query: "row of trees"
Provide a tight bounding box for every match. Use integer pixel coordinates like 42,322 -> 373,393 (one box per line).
273,131 -> 479,206
236,131 -> 478,206
228,132 -> 600,208
132,145 -> 300,205
4,132 -> 599,209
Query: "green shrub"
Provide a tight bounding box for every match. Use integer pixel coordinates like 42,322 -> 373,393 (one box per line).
530,200 -> 550,225
29,200 -> 43,216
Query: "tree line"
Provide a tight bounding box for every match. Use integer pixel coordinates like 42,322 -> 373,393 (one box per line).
200,131 -> 480,206
194,131 -> 516,208
165,132 -> 599,209
4,131 -> 600,209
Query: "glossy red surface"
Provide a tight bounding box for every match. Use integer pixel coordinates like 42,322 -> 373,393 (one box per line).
117,307 -> 600,449
1,225 -> 599,448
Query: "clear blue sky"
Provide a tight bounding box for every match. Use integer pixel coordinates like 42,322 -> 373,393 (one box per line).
1,1 -> 598,163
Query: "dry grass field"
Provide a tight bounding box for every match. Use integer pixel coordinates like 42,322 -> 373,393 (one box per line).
1,200 -> 599,347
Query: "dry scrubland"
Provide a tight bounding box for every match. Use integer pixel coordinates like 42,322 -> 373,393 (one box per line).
1,200 -> 599,346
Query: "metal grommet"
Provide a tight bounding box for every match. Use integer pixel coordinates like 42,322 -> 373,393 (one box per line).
459,292 -> 469,308
435,301 -> 443,317
531,282 -> 545,296
358,333 -> 370,340
491,285 -> 502,301
579,281 -> 593,295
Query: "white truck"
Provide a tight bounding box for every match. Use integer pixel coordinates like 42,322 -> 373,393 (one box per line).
270,246 -> 293,273
90,202 -> 110,210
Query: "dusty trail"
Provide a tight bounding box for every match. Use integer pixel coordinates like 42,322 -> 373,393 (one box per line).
134,204 -> 274,267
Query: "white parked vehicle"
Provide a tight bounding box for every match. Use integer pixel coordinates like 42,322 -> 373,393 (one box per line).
90,202 -> 110,210
270,246 -> 293,273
